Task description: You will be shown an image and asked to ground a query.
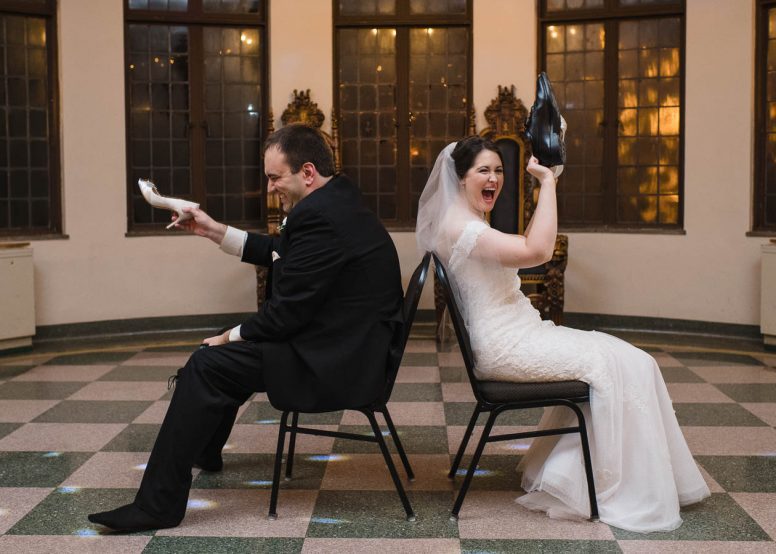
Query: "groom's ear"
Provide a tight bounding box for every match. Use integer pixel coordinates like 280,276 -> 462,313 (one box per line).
301,162 -> 316,185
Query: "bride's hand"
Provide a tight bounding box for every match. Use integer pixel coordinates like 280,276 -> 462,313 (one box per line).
526,156 -> 555,182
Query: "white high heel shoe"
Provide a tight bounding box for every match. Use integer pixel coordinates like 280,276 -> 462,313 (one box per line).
137,179 -> 200,229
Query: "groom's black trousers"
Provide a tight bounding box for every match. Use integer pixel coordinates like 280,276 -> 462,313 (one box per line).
134,342 -> 266,523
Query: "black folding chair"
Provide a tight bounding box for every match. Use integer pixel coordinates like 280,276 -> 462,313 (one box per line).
267,252 -> 432,521
432,253 -> 598,522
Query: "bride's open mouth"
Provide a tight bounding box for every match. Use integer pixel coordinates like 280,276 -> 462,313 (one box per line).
482,188 -> 496,201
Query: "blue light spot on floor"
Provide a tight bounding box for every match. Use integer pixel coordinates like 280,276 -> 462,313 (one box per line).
57,486 -> 81,494
306,454 -> 347,462
42,452 -> 61,458
187,499 -> 216,509
246,480 -> 273,486
73,528 -> 99,536
506,443 -> 530,451
456,468 -> 493,477
255,419 -> 280,424
311,517 -> 347,524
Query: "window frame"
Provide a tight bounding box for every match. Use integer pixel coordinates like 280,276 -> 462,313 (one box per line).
333,0 -> 473,230
755,0 -> 776,234
124,0 -> 268,235
538,0 -> 686,233
0,0 -> 62,239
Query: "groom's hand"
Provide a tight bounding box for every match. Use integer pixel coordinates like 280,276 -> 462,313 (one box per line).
202,329 -> 231,347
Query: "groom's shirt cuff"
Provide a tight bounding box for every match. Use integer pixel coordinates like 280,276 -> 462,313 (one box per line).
228,325 -> 244,342
219,226 -> 247,257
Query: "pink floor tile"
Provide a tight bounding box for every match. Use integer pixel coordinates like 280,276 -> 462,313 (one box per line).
441,383 -> 475,402
681,426 -> 776,455
689,365 -> 776,383
447,426 -> 535,456
404,341 -> 438,353
437,351 -> 464,367
132,400 -> 171,424
0,536 -> 152,553
456,491 -> 614,540
666,383 -> 735,403
11,364 -> 116,382
741,402 -> 776,426
321,454 -> 454,491
121,352 -> 191,366
68,381 -> 168,401
652,353 -> 684,367
156,489 -> 316,537
222,423 -> 336,454
0,399 -> 59,422
61,452 -> 152,489
395,366 -> 440,383
618,541 -> 776,553
301,538 -> 461,553
730,493 -> 776,540
0,487 -> 52,534
338,402 -> 445,426
0,422 -> 126,451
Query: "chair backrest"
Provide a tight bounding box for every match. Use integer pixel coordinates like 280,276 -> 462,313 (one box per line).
382,252 -> 431,401
431,253 -> 484,402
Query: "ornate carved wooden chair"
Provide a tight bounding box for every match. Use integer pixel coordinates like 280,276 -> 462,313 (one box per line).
434,85 -> 569,334
256,89 -> 341,306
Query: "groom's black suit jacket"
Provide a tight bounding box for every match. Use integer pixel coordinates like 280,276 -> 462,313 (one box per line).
238,174 -> 403,412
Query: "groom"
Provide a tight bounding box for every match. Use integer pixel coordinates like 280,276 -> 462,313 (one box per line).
89,123 -> 404,531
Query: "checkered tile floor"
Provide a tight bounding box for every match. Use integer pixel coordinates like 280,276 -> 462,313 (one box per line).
1,337 -> 776,553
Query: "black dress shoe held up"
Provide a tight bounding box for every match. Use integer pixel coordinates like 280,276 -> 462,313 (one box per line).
525,71 -> 566,168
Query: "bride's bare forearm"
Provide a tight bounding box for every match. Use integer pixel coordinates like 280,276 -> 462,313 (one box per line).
523,176 -> 557,263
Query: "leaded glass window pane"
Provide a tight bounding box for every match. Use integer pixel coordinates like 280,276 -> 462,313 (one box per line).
546,22 -> 605,224
546,0 -> 604,12
203,0 -> 260,14
202,26 -> 262,224
409,0 -> 466,15
764,6 -> 776,227
0,13 -> 53,232
339,0 -> 396,16
338,28 -> 397,220
409,26 -> 468,218
129,0 -> 188,11
616,17 -> 680,225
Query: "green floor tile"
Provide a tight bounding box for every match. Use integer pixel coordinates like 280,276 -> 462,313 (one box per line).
101,424 -> 161,452
192,453 -> 324,490
0,381 -> 87,399
0,451 -> 93,486
611,493 -> 770,541
401,352 -> 438,367
439,367 -> 470,383
0,421 -> 22,439
451,455 -> 524,492
33,400 -> 153,423
142,537 -> 303,554
660,367 -> 704,383
389,383 -> 442,402
0,365 -> 35,380
670,352 -> 764,367
444,403 -> 543,426
461,539 -> 622,553
674,403 -> 770,426
714,384 -> 776,402
697,455 -> 776,492
307,490 -> 458,538
99,366 -> 179,381
7,487 -> 149,536
332,425 -> 448,454
42,351 -> 137,365
236,401 -> 343,425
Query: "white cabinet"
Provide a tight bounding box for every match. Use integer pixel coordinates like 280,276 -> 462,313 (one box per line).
0,244 -> 34,351
763,242 -> 776,348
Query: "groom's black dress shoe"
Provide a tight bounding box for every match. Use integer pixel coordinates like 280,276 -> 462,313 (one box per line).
88,503 -> 180,532
525,71 -> 566,167
194,453 -> 223,472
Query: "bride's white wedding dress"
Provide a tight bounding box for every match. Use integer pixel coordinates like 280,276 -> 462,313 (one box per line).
444,219 -> 710,533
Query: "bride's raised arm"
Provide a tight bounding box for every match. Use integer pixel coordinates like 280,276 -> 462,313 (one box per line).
470,157 -> 558,268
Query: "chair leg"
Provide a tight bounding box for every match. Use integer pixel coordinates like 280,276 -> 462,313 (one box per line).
363,410 -> 416,521
571,404 -> 599,521
268,410 -> 290,520
448,404 -> 482,478
450,410 -> 498,521
285,412 -> 299,480
381,407 -> 414,481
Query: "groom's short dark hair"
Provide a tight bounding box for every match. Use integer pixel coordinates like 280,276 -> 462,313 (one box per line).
264,124 -> 336,177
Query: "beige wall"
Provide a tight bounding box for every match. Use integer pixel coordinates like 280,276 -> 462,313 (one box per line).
13,0 -> 769,328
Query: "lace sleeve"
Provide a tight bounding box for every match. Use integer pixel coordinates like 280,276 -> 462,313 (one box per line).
449,220 -> 488,270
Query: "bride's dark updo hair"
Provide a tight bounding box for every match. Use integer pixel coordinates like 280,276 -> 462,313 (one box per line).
450,135 -> 504,179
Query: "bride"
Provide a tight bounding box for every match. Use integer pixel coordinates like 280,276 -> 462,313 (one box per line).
416,136 -> 710,532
